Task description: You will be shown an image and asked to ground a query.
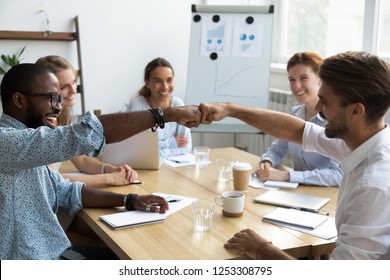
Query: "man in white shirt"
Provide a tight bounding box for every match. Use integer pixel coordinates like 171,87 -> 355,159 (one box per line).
199,51 -> 390,260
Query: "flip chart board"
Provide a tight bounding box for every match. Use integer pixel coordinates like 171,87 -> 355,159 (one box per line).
186,4 -> 274,133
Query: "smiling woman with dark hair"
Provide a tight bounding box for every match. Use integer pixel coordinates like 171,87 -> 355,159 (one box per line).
127,57 -> 192,158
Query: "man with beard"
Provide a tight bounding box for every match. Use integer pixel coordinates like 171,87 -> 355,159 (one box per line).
199,51 -> 390,260
0,63 -> 201,259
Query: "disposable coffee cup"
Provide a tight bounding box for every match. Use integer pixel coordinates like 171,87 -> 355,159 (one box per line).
232,162 -> 252,192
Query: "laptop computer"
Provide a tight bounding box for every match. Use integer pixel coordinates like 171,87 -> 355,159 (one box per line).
253,190 -> 330,212
99,129 -> 164,170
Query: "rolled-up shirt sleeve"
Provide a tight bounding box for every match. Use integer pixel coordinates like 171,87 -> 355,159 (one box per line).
302,122 -> 349,161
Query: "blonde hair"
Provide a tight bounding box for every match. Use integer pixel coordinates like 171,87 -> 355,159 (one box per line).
36,56 -> 77,126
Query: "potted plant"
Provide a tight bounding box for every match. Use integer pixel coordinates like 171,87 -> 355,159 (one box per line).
0,46 -> 26,74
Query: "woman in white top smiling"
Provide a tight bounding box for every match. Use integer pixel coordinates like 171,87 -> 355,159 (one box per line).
127,57 -> 192,158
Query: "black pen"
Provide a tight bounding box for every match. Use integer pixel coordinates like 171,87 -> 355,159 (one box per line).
130,180 -> 143,184
294,207 -> 329,216
167,199 -> 180,203
170,160 -> 189,164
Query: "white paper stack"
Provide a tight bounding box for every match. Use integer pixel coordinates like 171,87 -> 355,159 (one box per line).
262,207 -> 337,239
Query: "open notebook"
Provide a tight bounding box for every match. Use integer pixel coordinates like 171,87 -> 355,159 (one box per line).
99,129 -> 164,170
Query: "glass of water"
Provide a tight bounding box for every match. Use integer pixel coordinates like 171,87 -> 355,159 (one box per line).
194,146 -> 210,169
216,159 -> 233,183
192,199 -> 215,232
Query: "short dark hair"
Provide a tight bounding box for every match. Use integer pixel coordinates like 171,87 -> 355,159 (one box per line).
1,63 -> 53,108
319,51 -> 390,124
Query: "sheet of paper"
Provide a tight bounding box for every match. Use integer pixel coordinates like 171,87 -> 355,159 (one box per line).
165,154 -> 196,167
152,192 -> 197,216
264,180 -> 298,189
265,217 -> 337,240
249,175 -> 298,190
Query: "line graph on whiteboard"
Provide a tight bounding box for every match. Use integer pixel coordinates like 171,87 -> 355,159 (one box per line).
212,62 -> 257,98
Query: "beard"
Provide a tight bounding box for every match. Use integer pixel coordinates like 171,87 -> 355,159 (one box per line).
324,112 -> 349,139
25,106 -> 45,129
325,124 -> 349,138
25,106 -> 58,129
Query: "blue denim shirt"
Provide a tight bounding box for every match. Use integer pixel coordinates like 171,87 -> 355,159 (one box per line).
0,112 -> 105,259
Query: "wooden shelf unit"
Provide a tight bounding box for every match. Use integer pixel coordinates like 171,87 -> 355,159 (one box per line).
0,16 -> 85,114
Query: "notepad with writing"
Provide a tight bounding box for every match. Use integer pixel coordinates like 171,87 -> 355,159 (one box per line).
262,207 -> 328,229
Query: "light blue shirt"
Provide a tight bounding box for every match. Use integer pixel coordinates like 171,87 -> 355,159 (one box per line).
0,112 -> 105,259
127,95 -> 192,158
261,105 -> 343,187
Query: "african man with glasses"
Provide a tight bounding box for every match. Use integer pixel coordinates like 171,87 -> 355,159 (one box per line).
0,63 -> 201,260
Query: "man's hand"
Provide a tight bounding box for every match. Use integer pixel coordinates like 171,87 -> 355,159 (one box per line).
133,195 -> 169,213
166,105 -> 201,128
224,229 -> 269,259
199,102 -> 230,124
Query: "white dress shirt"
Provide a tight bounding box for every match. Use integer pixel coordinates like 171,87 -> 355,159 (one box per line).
303,122 -> 390,259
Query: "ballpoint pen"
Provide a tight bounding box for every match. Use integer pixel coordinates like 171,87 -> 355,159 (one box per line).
294,207 -> 329,216
167,199 -> 180,203
170,160 -> 189,164
130,180 -> 144,184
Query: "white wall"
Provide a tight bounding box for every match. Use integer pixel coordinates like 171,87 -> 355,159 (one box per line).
0,0 -> 207,115
0,0 -> 291,151
0,0 -> 288,114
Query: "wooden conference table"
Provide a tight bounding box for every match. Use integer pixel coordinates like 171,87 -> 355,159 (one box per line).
60,147 -> 338,260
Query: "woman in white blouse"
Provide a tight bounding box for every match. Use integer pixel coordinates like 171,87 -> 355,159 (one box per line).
127,57 -> 192,158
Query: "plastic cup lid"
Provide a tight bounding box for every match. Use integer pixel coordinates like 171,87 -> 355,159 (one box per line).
232,162 -> 252,171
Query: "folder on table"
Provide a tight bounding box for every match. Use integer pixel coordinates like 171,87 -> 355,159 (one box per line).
253,190 -> 330,212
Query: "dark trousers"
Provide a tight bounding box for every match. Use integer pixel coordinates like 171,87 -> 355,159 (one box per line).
60,246 -> 119,260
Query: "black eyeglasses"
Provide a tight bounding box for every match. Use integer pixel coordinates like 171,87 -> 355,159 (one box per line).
21,92 -> 64,107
